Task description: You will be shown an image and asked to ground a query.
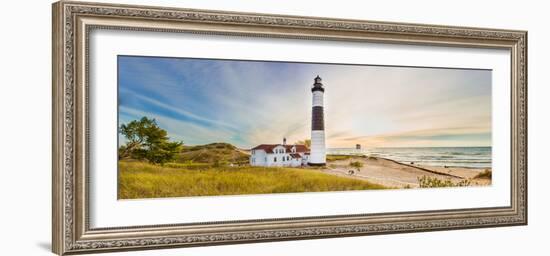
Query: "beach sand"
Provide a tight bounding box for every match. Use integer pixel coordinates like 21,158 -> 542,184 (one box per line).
320,156 -> 491,188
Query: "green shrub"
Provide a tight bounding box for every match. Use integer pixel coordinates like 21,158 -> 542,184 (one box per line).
349,161 -> 364,172
418,176 -> 471,188
474,169 -> 492,179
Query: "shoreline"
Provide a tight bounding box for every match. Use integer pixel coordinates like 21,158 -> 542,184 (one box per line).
320,155 -> 491,188
378,157 -> 465,179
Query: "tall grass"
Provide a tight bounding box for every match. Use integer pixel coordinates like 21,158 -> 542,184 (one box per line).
474,169 -> 492,179
119,161 -> 386,199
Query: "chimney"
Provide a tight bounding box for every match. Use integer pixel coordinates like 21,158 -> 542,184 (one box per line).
283,137 -> 287,145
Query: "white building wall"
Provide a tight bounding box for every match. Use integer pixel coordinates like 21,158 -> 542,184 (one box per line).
290,158 -> 301,167
250,147 -> 308,167
250,150 -> 267,166
302,154 -> 310,165
272,146 -> 285,167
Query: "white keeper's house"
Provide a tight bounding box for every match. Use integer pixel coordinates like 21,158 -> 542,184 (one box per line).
250,138 -> 310,167
249,75 -> 327,167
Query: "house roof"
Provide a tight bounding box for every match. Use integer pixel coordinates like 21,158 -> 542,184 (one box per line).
286,145 -> 308,153
251,144 -> 309,154
290,153 -> 302,159
251,144 -> 278,153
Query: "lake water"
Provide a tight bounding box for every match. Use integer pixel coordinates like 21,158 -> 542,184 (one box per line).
327,147 -> 492,168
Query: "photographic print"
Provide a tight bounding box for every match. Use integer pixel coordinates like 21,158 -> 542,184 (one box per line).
117,56 -> 492,199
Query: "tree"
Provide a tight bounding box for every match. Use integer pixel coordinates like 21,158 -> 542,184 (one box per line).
119,117 -> 182,165
296,139 -> 311,148
349,161 -> 364,172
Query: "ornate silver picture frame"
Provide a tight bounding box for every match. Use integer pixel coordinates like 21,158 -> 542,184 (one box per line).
52,1 -> 527,255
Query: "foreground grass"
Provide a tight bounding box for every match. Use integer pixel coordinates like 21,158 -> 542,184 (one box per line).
119,161 -> 386,199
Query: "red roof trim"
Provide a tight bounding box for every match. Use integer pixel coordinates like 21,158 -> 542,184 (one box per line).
251,144 -> 309,154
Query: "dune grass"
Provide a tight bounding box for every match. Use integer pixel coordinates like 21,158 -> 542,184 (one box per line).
474,169 -> 492,179
175,143 -> 249,165
326,154 -> 365,162
118,161 -> 386,199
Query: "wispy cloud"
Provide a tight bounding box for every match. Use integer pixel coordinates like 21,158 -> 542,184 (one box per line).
120,87 -> 238,131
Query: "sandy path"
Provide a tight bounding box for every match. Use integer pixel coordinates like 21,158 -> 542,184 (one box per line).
318,157 -> 490,188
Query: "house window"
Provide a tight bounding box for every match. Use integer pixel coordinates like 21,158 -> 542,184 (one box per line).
274,157 -> 277,162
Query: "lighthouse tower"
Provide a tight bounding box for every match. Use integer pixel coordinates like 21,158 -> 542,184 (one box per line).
309,75 -> 326,166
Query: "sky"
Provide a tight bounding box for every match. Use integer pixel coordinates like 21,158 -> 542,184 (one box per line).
118,55 -> 492,149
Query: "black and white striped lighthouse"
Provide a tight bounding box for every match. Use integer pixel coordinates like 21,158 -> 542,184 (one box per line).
309,75 -> 326,166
